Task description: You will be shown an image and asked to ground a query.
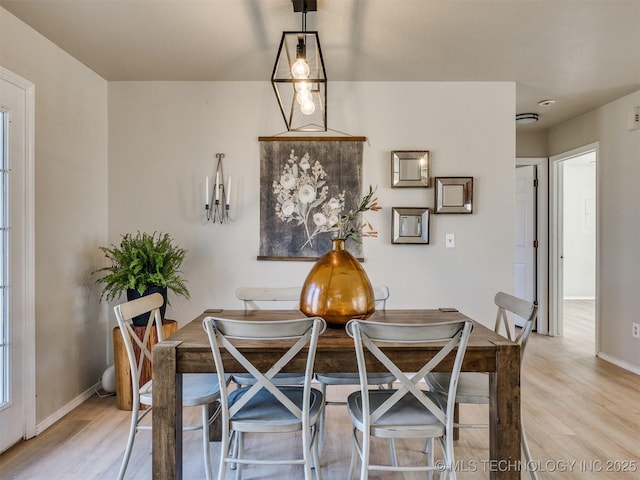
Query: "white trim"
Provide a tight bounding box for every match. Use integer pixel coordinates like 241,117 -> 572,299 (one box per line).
597,353 -> 640,376
35,384 -> 99,435
564,296 -> 596,301
550,143 -> 599,351
549,155 -> 562,336
0,67 -> 36,440
516,157 -> 549,335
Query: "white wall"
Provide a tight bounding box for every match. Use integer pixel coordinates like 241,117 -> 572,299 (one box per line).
0,8 -> 109,424
108,81 -> 516,330
1,5 -> 518,429
549,90 -> 640,370
563,157 -> 596,298
516,131 -> 548,158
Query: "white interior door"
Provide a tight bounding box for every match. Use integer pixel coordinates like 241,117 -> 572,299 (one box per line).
514,165 -> 536,327
0,71 -> 35,453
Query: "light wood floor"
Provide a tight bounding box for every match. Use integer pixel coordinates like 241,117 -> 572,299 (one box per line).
1,300 -> 638,479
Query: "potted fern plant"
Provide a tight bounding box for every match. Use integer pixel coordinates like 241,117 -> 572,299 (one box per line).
95,231 -> 190,325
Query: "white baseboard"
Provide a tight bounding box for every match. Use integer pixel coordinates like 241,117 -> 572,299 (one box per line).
563,296 -> 596,300
35,383 -> 100,436
597,352 -> 640,376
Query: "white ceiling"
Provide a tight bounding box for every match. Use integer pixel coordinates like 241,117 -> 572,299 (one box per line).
2,0 -> 639,131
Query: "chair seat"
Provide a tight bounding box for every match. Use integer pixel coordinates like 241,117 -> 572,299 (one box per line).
315,372 -> 395,386
347,389 -> 446,439
228,386 -> 324,433
140,373 -> 227,407
426,372 -> 489,404
231,372 -> 305,386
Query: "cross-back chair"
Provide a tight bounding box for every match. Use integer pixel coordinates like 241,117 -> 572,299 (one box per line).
425,291 -> 539,480
235,286 -> 302,310
346,318 -> 474,480
114,293 -> 226,480
232,286 -> 306,387
203,315 -> 326,480
315,286 -> 395,452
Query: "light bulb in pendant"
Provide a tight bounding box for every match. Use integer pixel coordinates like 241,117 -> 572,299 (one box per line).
301,99 -> 316,115
296,90 -> 313,106
295,80 -> 312,93
291,59 -> 310,79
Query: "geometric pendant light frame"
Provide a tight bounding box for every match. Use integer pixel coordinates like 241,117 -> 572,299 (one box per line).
271,1 -> 327,131
272,32 -> 327,132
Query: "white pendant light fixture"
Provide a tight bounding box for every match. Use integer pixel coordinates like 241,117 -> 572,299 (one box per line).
271,0 -> 327,132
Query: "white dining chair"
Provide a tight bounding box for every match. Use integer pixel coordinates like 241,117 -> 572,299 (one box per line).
231,286 -> 306,387
314,286 -> 395,453
235,286 -> 301,310
203,315 -> 326,480
114,293 -> 227,480
346,318 -> 474,479
424,291 -> 539,480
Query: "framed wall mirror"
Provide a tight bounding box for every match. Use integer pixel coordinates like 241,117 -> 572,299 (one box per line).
391,150 -> 430,187
392,207 -> 430,244
435,177 -> 473,214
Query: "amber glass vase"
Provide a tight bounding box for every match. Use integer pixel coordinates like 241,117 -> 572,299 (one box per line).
300,238 -> 375,328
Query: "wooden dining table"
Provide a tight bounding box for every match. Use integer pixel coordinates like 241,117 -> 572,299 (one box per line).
152,308 -> 521,480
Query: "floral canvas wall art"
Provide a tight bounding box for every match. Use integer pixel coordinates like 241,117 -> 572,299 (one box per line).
258,139 -> 364,260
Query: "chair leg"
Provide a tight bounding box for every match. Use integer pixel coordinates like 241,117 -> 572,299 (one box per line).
381,376 -> 395,466
317,382 -> 327,454
302,423 -> 313,480
311,425 -> 323,480
424,437 -> 435,476
360,430 -> 370,480
441,435 -> 457,480
117,404 -> 140,480
521,422 -> 539,480
388,438 -> 398,466
347,428 -> 358,480
201,404 -> 213,480
229,431 -> 238,470
234,431 -> 244,480
218,422 -> 230,480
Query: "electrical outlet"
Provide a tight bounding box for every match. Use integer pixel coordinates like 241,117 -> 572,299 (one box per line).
633,323 -> 640,339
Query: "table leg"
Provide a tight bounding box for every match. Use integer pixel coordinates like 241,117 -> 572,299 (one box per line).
453,402 -> 460,441
489,341 -> 521,480
153,341 -> 183,480
208,402 -> 222,441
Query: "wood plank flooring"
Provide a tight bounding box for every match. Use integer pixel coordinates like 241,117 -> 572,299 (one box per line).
1,300 -> 638,479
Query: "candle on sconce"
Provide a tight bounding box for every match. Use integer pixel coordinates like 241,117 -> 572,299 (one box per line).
206,153 -> 230,224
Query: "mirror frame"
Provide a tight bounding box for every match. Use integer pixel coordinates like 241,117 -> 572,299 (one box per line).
391,150 -> 430,187
434,177 -> 473,214
392,207 -> 430,244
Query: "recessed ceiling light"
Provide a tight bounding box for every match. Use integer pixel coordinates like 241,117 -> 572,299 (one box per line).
515,113 -> 539,125
538,99 -> 556,107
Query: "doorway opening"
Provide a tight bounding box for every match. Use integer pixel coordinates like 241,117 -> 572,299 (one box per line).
550,144 -> 598,352
0,68 -> 35,453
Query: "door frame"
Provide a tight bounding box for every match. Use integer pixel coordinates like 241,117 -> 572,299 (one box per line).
549,143 -> 599,350
0,67 -> 36,441
516,157 -> 548,334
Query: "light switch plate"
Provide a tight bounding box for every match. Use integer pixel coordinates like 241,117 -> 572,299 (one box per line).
445,233 -> 455,248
